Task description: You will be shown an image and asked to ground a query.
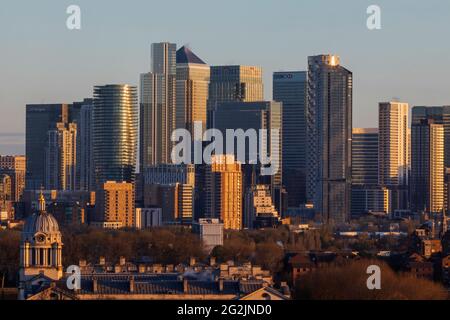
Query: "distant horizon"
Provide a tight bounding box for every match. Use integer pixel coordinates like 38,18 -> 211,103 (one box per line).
2,0 -> 450,154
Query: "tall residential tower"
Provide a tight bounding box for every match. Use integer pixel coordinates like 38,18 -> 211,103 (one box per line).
92,85 -> 138,188
306,55 -> 352,224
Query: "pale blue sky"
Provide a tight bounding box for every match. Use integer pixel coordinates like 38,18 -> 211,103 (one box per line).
1,0 -> 450,154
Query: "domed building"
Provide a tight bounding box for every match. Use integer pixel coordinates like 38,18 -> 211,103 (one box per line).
19,191 -> 63,299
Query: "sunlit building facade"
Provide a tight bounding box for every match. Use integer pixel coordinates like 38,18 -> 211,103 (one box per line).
306,55 -> 352,224
0,155 -> 26,201
205,155 -> 243,230
411,119 -> 444,214
176,46 -> 210,135
45,122 -> 77,191
92,85 -> 138,188
140,42 -> 177,168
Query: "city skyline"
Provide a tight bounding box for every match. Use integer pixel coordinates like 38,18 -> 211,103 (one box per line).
2,0 -> 450,154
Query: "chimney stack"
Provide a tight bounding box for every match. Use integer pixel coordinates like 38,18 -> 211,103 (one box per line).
219,278 -> 224,292
209,256 -> 216,266
189,257 -> 196,267
129,276 -> 135,293
92,277 -> 98,293
119,256 -> 126,266
99,256 -> 105,266
183,278 -> 189,293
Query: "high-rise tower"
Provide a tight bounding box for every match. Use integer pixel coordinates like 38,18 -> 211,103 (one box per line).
306,55 -> 352,224
140,42 -> 177,168
273,71 -> 307,207
92,85 -> 138,188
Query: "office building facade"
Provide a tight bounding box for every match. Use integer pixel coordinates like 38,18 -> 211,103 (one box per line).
211,101 -> 283,212
71,99 -> 94,191
92,85 -> 138,188
208,65 -> 263,128
411,119 -> 444,214
352,128 -> 379,186
0,155 -> 26,201
25,104 -> 70,190
176,46 -> 210,135
95,181 -> 135,228
273,71 -> 307,207
306,55 -> 352,223
205,155 -> 243,230
45,122 -> 77,191
140,42 -> 177,168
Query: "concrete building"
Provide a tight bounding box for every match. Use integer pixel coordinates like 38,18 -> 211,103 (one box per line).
306,55 -> 352,223
95,181 -> 135,228
352,128 -> 379,185
143,183 -> 193,224
0,155 -> 26,201
176,46 -> 210,136
351,128 -> 382,218
92,85 -> 138,188
351,186 -> 391,217
140,42 -> 177,168
273,71 -> 307,207
142,164 -> 195,224
192,218 -> 224,251
45,122 -> 77,191
411,119 -> 444,214
378,101 -> 410,211
143,164 -> 195,186
205,155 -> 243,230
412,106 -> 450,168
135,208 -> 163,229
244,184 -> 280,229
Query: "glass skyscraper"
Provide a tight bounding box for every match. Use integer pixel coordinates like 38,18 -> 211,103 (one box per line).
273,71 -> 307,207
306,55 -> 352,224
211,101 -> 283,214
411,119 -> 444,213
140,42 -> 177,169
352,128 -> 379,186
412,105 -> 450,168
92,84 -> 138,188
25,104 -> 70,190
207,65 -> 263,129
176,46 -> 210,136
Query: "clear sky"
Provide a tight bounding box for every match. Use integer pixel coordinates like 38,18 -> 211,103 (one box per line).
1,0 -> 450,154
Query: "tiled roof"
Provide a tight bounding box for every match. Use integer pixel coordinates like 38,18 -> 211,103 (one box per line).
55,274 -> 265,296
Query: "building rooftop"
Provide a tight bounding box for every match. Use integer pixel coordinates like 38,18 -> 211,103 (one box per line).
176,46 -> 206,65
